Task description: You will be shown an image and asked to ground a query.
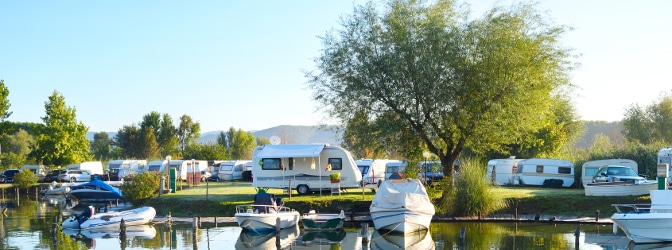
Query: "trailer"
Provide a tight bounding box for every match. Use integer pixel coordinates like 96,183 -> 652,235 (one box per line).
251,144 -> 362,195
356,159 -> 397,187
486,158 -> 524,186
384,160 -> 407,180
516,158 -> 575,188
581,159 -> 638,186
657,148 -> 672,186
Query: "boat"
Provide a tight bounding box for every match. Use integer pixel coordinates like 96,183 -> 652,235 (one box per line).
62,206 -> 156,229
584,180 -> 658,196
41,182 -> 77,195
300,209 -> 345,231
611,190 -> 672,243
369,178 -> 435,234
235,192 -> 300,232
235,224 -> 299,249
68,179 -> 123,201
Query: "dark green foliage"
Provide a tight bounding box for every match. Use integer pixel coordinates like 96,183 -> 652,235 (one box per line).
13,169 -> 37,189
122,172 -> 161,205
439,158 -> 506,216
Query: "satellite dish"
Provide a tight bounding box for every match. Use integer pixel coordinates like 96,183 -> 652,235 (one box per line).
270,136 -> 281,145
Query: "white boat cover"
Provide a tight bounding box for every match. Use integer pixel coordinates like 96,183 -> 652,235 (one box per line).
255,144 -> 326,158
371,179 -> 435,215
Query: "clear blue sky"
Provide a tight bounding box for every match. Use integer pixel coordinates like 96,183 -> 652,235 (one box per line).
1,1 -> 670,133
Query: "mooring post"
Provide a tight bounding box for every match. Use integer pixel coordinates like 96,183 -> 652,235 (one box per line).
214,216 -> 217,227
193,217 -> 198,231
515,208 -> 518,220
275,217 -> 281,233
361,223 -> 369,243
198,216 -> 201,227
478,211 -> 481,220
288,179 -> 292,200
595,210 -> 600,221
168,212 -> 172,225
460,227 -> 466,248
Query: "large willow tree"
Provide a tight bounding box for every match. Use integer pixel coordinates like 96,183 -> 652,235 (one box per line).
307,0 -> 577,182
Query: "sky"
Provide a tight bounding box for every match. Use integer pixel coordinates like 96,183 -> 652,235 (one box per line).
1,1 -> 670,133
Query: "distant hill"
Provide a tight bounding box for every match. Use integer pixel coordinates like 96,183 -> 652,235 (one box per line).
88,121 -> 622,150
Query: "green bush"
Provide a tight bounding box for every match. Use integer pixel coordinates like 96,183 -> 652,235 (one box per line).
13,170 -> 37,189
438,158 -> 506,216
121,172 -> 161,205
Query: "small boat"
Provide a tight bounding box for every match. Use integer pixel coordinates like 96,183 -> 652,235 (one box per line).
300,210 -> 345,231
370,178 -> 435,234
62,206 -> 156,229
41,182 -> 76,195
584,180 -> 658,196
611,190 -> 672,243
235,192 -> 300,232
69,179 -> 123,201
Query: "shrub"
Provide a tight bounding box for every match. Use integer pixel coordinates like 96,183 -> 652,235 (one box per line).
438,158 -> 507,216
13,170 -> 37,189
121,172 -> 160,205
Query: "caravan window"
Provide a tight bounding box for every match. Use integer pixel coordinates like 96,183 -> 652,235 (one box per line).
328,158 -> 342,170
148,165 -> 161,172
536,165 -> 544,173
262,158 -> 282,170
558,167 -> 571,174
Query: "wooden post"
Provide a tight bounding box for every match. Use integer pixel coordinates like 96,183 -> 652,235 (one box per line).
275,217 -> 281,233
288,179 -> 292,200
478,211 -> 481,220
361,223 -> 369,243
168,212 -> 172,225
595,210 -> 600,221
193,217 -> 198,231
515,208 -> 518,220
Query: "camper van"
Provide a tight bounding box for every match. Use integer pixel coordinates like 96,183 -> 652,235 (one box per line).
65,161 -> 104,175
21,164 -> 48,182
251,144 -> 363,195
356,159 -> 396,187
516,158 -> 575,188
166,160 -> 209,182
486,158 -> 525,186
217,160 -> 251,181
658,148 -> 672,186
384,160 -> 407,180
107,160 -> 147,175
581,159 -> 638,186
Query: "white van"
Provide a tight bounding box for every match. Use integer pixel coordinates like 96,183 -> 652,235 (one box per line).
356,159 -> 396,187
66,161 -> 104,175
252,144 -> 363,195
21,164 -> 48,182
217,160 -> 251,181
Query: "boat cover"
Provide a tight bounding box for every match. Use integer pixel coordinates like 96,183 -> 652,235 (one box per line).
253,193 -> 281,213
371,179 -> 435,215
71,179 -> 123,199
255,144 -> 326,158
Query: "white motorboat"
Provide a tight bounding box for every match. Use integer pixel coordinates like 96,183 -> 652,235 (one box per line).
584,180 -> 658,196
41,182 -> 77,195
62,206 -> 156,229
235,192 -> 300,232
370,178 -> 435,234
611,190 -> 672,243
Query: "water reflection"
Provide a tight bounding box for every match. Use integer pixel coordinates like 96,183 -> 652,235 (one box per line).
0,193 -> 654,249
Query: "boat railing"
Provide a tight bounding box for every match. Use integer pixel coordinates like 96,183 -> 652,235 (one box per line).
236,204 -> 295,214
612,203 -> 651,213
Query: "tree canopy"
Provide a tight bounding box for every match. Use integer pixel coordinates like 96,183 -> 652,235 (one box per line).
622,93 -> 672,144
307,0 -> 578,176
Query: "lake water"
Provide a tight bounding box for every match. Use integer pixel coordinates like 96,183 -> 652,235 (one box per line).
0,194 -> 643,249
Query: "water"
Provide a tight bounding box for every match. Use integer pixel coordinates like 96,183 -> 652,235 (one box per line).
0,194 -> 642,249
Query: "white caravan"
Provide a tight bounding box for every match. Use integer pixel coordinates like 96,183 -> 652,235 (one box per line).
66,161 -> 104,175
516,158 -> 575,188
217,160 -> 251,181
167,160 -> 209,181
486,158 -> 525,186
21,164 -> 48,182
658,148 -> 672,186
384,160 -> 408,180
251,144 -> 362,195
146,160 -> 167,173
356,159 -> 396,187
107,160 -> 147,175
581,159 -> 638,186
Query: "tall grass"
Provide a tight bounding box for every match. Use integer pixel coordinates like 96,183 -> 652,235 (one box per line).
437,158 -> 507,216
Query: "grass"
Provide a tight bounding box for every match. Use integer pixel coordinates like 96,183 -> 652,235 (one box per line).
141,181 -> 652,218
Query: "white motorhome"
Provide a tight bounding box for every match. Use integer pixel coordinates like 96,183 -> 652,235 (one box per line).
21,164 -> 48,182
65,161 -> 104,175
356,159 -> 395,187
486,157 -> 525,186
384,160 -> 407,180
657,148 -> 672,186
217,160 -> 251,181
167,160 -> 209,181
251,144 -> 363,195
107,160 -> 147,175
516,158 -> 575,188
581,159 -> 638,186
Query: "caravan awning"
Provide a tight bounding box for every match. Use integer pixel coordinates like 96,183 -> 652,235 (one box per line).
256,144 -> 326,158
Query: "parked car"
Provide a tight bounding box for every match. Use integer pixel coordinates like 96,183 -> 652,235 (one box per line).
3,169 -> 20,183
44,170 -> 66,183
0,174 -> 6,183
592,165 -> 645,183
60,170 -> 93,183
